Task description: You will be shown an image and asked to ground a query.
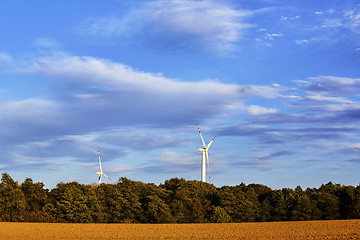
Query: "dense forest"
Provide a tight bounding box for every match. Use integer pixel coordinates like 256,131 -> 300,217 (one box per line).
0,173 -> 359,223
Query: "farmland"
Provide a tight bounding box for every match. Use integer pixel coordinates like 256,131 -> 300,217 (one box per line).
0,220 -> 359,239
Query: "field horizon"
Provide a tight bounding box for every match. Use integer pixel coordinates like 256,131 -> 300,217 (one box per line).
0,219 -> 359,239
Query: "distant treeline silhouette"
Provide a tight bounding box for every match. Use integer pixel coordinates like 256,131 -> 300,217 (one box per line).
0,173 -> 359,223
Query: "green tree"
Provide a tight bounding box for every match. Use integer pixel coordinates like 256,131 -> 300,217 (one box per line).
353,185 -> 360,219
336,185 -> 357,219
289,186 -> 313,221
0,173 -> 26,221
48,182 -> 102,223
219,185 -> 259,222
163,178 -> 215,223
20,178 -> 54,222
316,188 -> 341,220
141,195 -> 173,223
21,178 -> 48,212
95,183 -> 122,223
268,189 -> 288,221
209,206 -> 231,223
115,178 -> 144,223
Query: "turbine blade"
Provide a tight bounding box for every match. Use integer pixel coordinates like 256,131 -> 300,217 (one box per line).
98,147 -> 103,172
206,150 -> 210,182
102,173 -> 112,181
207,136 -> 216,149
197,124 -> 206,148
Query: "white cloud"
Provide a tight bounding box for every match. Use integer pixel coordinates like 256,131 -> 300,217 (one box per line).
304,94 -> 353,103
321,19 -> 343,29
304,76 -> 360,95
0,51 -> 287,154
265,33 -> 284,40
350,143 -> 360,148
27,53 -> 240,98
8,52 -> 286,139
82,0 -> 253,51
295,39 -> 310,45
280,15 -> 300,21
316,104 -> 360,111
345,11 -> 360,33
246,105 -> 278,115
256,32 -> 284,47
144,0 -> 252,50
304,7 -> 360,45
238,85 -> 285,99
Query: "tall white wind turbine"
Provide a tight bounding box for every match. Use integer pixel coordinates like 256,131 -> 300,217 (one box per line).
96,147 -> 111,185
197,124 -> 216,183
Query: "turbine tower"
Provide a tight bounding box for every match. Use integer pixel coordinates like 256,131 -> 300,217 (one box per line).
96,147 -> 111,185
197,124 -> 216,182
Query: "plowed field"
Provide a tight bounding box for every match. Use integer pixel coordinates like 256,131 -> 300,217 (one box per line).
0,220 -> 359,239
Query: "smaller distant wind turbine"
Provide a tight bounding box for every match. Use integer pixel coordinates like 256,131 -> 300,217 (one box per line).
96,147 -> 111,185
197,124 -> 216,183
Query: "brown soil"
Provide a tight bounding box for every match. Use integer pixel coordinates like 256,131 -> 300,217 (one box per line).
0,220 -> 359,239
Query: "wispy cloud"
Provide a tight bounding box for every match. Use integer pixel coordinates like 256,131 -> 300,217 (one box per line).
298,76 -> 360,96
303,7 -> 360,45
0,52 -> 241,172
280,15 -> 301,21
343,10 -> 360,34
81,0 -> 253,52
34,37 -> 61,48
3,50 -> 360,186
214,74 -> 360,155
246,105 -> 278,115
295,39 -> 310,45
0,98 -> 62,143
264,33 -> 284,40
26,53 -> 239,96
19,52 -> 245,129
144,0 -> 252,51
0,52 -> 12,62
256,32 -> 284,47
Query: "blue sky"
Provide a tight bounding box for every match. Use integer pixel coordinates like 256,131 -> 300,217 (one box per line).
1,0 -> 360,189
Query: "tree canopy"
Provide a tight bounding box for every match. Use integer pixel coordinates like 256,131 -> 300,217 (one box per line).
0,173 -> 359,223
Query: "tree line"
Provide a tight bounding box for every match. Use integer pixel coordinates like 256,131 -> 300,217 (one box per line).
0,173 -> 359,223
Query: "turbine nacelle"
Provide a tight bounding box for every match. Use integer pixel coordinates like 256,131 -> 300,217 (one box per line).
197,148 -> 206,152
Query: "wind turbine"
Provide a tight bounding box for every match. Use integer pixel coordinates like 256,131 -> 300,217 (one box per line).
96,147 -> 111,185
197,124 -> 216,182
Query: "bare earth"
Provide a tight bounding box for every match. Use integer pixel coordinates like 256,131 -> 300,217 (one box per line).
0,220 -> 359,240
